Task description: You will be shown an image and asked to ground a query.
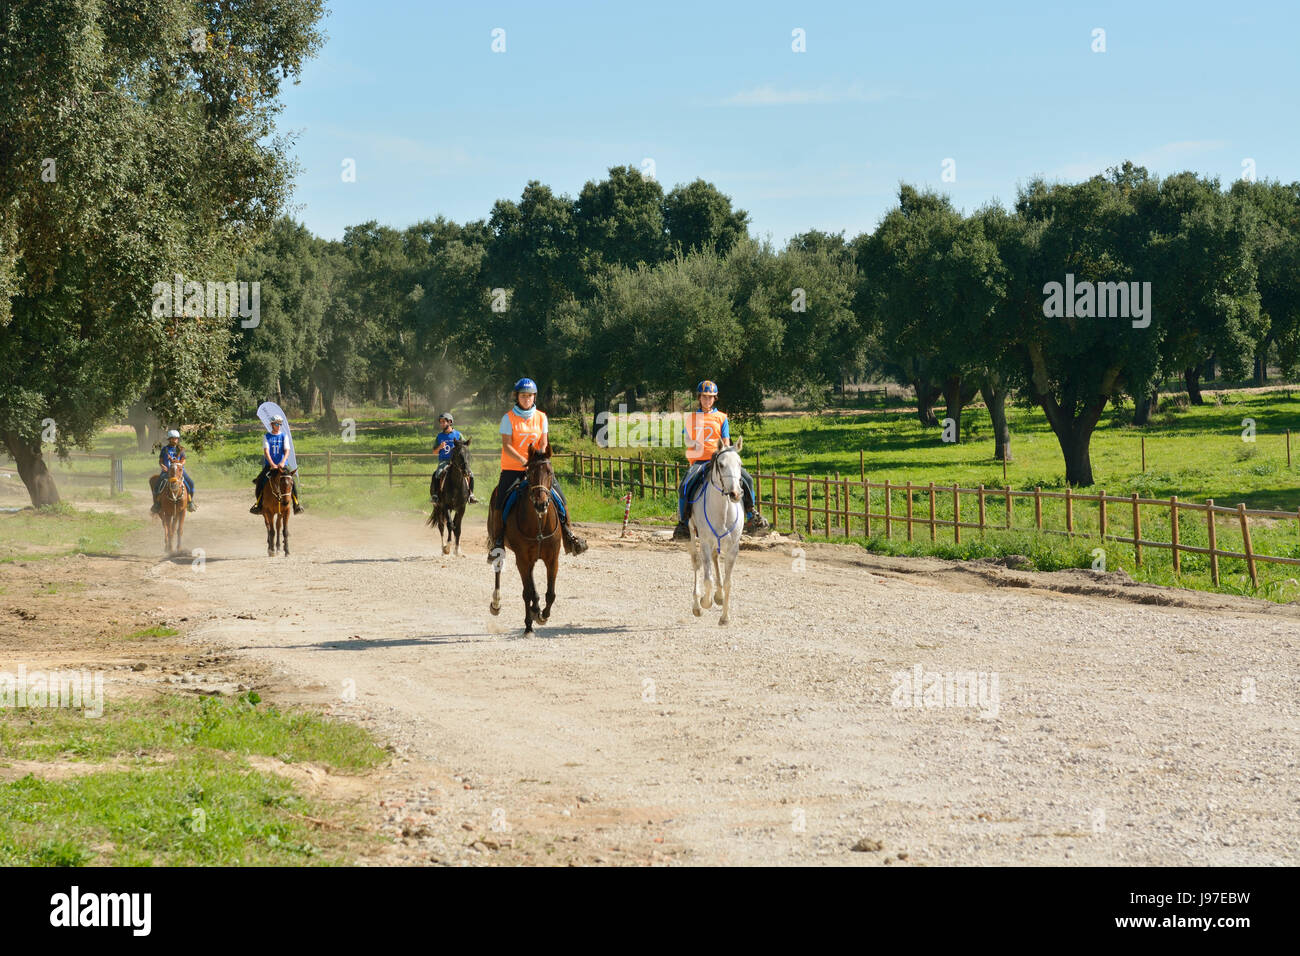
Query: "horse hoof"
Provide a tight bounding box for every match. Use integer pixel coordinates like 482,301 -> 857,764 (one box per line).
692,606 -> 702,617
714,590 -> 725,605
719,617 -> 729,626
489,603 -> 500,616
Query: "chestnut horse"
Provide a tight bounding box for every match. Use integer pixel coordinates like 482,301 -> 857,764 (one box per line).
157,459 -> 188,554
488,447 -> 560,634
261,465 -> 296,556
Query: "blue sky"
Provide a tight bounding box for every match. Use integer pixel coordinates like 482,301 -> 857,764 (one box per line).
278,0 -> 1299,245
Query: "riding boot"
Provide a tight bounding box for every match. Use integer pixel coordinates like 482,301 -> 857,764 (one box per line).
671,519 -> 691,540
561,519 -> 588,556
744,511 -> 771,535
292,492 -> 304,515
250,481 -> 263,514
467,475 -> 479,504
187,498 -> 197,513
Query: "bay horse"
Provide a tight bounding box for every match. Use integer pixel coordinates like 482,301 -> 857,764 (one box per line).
427,437 -> 472,556
688,439 -> 744,625
261,465 -> 296,557
156,459 -> 188,554
488,447 -> 560,634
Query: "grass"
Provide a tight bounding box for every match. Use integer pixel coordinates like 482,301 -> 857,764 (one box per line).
0,504 -> 141,562
0,694 -> 388,865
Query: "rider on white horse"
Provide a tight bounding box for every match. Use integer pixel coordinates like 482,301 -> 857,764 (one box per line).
672,380 -> 769,541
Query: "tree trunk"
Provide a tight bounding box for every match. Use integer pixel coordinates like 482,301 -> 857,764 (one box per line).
3,430 -> 61,507
942,375 -> 964,441
578,396 -> 590,438
1184,366 -> 1203,405
912,380 -> 940,427
1056,418 -> 1098,487
1133,390 -> 1159,426
1254,345 -> 1269,386
980,384 -> 1012,461
319,384 -> 340,432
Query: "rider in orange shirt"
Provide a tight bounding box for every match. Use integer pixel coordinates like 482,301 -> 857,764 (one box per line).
488,377 -> 587,562
672,380 -> 770,540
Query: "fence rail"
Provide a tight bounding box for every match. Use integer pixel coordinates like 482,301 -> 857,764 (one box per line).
572,451 -> 1300,588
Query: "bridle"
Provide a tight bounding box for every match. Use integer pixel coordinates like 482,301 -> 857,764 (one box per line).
520,456 -> 559,542
692,446 -> 742,554
268,467 -> 294,508
165,461 -> 185,503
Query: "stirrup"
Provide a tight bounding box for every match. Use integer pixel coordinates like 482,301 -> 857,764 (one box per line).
249,504 -> 261,514
187,501 -> 197,512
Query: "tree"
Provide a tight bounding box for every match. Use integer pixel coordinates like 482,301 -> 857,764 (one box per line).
1230,180 -> 1300,384
663,179 -> 750,257
0,0 -> 324,505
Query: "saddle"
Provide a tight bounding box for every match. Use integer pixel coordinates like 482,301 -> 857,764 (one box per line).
497,477 -> 564,524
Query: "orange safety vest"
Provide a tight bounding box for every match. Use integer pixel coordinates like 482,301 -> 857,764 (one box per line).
684,409 -> 728,463
501,407 -> 548,470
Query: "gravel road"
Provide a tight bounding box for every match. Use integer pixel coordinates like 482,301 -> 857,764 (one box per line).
148,491 -> 1300,865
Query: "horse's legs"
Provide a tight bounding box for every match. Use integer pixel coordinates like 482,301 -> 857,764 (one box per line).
712,547 -> 725,606
490,566 -> 502,615
438,505 -> 450,554
518,554 -> 538,634
265,512 -> 275,557
176,510 -> 183,556
281,512 -> 289,556
452,506 -> 464,557
719,538 -> 738,626
689,517 -> 704,617
539,547 -> 557,623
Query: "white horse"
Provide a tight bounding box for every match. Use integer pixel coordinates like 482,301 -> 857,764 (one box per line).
687,440 -> 744,625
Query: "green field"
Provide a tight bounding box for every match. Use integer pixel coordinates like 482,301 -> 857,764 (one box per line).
0,693 -> 387,866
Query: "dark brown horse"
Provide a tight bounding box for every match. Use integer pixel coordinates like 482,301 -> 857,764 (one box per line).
488,447 -> 560,634
156,459 -> 188,554
261,465 -> 296,556
427,436 -> 472,556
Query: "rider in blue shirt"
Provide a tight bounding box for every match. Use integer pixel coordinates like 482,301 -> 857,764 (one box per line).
249,415 -> 303,514
150,430 -> 196,513
430,412 -> 478,504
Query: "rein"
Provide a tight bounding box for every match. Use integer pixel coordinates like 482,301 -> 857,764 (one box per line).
517,463 -> 559,543
691,448 -> 742,555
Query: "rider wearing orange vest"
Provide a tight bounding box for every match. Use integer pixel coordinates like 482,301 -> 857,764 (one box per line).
488,377 -> 587,560
672,380 -> 770,540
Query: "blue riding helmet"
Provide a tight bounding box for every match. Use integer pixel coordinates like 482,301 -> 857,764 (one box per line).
514,378 -> 538,395
697,380 -> 718,395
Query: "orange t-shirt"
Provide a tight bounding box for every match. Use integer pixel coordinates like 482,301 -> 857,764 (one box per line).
683,409 -> 728,462
500,407 -> 548,470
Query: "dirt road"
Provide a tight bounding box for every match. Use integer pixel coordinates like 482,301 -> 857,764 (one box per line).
125,489 -> 1300,865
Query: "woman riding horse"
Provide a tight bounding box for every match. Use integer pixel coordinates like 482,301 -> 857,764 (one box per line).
672,380 -> 769,540
150,430 -> 196,513
430,412 -> 478,505
250,415 -> 304,514
487,377 -> 586,562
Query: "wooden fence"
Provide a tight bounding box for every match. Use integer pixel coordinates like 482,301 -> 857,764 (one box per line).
295,450 -> 500,485
573,451 -> 1300,588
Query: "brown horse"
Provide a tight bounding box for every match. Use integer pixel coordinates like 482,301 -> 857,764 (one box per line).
488,447 -> 560,634
156,459 -> 188,554
261,466 -> 296,556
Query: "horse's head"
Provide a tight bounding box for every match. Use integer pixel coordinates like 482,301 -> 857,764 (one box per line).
168,459 -> 184,490
452,437 -> 472,470
525,446 -> 553,514
710,445 -> 743,502
274,467 -> 296,497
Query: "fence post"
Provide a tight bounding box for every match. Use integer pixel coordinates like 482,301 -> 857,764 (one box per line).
884,479 -> 892,540
1141,435 -> 1146,473
327,450 -> 333,486
834,472 -> 841,535
1170,495 -> 1181,576
388,451 -> 394,486
1238,503 -> 1257,588
805,476 -> 812,536
771,474 -> 778,525
863,481 -> 871,537
619,456 -> 624,489
928,482 -> 936,542
977,484 -> 986,534
1034,486 -> 1043,530
859,449 -> 865,483
1288,429 -> 1292,468
1005,487 -> 1012,529
788,475 -> 795,533
822,476 -> 829,534
1206,499 -> 1219,586
1132,493 -> 1142,566
905,481 -> 914,542
952,484 -> 961,543
1065,486 -> 1073,536
1098,489 -> 1106,539
638,453 -> 645,498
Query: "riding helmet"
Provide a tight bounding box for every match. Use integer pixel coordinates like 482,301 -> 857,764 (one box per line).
697,380 -> 718,396
513,378 -> 538,395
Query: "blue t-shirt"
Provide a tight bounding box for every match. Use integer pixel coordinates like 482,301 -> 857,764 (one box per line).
265,432 -> 286,465
159,444 -> 185,470
435,429 -> 463,461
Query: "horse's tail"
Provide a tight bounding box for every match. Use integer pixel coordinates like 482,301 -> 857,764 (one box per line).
426,507 -> 438,528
